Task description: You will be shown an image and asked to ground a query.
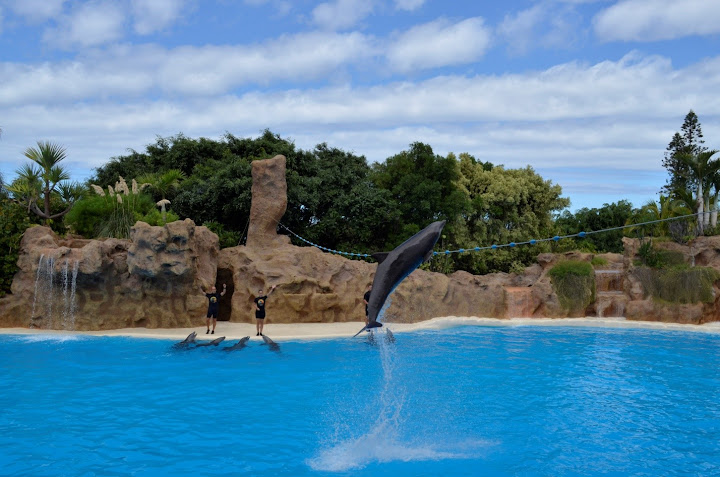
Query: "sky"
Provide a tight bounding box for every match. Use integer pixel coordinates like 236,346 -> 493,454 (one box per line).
0,0 -> 719,212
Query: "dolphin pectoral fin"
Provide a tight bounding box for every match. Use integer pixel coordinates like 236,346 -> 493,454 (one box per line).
371,252 -> 390,263
352,326 -> 368,338
424,249 -> 435,262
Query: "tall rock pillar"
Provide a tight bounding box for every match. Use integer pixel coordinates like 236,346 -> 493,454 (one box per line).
246,155 -> 291,250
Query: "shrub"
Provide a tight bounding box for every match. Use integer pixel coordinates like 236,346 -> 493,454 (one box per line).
65,190 -> 155,238
548,260 -> 595,313
637,240 -> 685,268
591,256 -> 608,267
633,266 -> 719,304
0,202 -> 32,296
137,208 -> 180,227
203,221 -> 242,249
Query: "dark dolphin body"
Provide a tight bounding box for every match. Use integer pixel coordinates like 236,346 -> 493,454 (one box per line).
261,334 -> 280,352
223,336 -> 250,351
172,331 -> 197,349
194,336 -> 226,347
354,220 -> 446,337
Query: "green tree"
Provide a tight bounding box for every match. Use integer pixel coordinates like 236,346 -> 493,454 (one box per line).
9,141 -> 83,224
0,200 -> 31,296
555,201 -> 633,253
371,143 -> 468,248
457,154 -> 569,273
137,169 -> 186,201
675,149 -> 720,234
628,195 -> 692,238
662,110 -> 708,194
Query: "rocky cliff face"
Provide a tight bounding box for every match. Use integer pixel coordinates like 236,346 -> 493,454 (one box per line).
0,219 -> 217,329
622,236 -> 720,324
2,155 -> 720,329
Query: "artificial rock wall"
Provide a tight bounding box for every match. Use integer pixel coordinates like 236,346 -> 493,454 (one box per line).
2,154 -> 720,329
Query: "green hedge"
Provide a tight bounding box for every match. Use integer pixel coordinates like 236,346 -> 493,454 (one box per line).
549,260 -> 595,313
633,266 -> 719,304
0,202 -> 32,296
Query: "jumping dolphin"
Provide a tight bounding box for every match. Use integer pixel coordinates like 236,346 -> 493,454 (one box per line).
223,336 -> 250,351
354,220 -> 446,337
194,336 -> 226,347
261,334 -> 280,352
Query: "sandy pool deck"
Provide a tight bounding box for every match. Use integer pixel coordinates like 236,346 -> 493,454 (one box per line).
2,316 -> 720,342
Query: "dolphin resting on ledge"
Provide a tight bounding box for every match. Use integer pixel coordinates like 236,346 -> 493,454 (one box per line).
223,336 -> 250,351
194,336 -> 226,347
353,220 -> 446,338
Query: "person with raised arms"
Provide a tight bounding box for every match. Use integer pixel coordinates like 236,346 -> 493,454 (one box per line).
253,285 -> 277,336
200,283 -> 226,334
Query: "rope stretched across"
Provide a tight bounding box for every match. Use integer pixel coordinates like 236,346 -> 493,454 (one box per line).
276,210 -> 708,259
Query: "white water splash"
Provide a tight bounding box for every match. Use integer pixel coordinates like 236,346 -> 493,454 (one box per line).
309,328 -> 487,472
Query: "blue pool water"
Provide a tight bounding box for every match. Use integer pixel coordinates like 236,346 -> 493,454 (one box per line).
1,325 -> 719,476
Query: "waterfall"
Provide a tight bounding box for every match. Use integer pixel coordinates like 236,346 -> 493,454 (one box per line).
69,261 -> 79,330
30,255 -> 80,330
30,254 -> 44,321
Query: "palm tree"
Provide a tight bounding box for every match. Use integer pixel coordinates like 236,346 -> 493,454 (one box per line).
17,141 -> 82,223
138,169 -> 186,200
6,164 -> 41,212
635,195 -> 692,237
676,150 -> 720,234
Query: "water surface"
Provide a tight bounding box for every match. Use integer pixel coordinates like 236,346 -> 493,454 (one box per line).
1,326 -> 719,476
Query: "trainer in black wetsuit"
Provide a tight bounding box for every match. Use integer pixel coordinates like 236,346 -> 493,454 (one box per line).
254,285 -> 277,336
200,283 -> 226,334
363,285 -> 372,325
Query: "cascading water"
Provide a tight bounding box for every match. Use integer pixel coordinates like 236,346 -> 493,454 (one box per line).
30,255 -> 79,330
30,254 -> 45,320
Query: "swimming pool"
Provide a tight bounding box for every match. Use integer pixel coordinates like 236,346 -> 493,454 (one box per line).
1,325 -> 719,476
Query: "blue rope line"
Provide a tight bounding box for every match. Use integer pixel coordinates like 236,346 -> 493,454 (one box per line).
280,210 -> 708,259
278,223 -> 371,258
433,211 -> 706,256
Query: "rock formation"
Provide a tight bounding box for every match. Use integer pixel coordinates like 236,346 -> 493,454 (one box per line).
0,219 -> 217,329
246,155 -> 291,250
2,154 -> 720,329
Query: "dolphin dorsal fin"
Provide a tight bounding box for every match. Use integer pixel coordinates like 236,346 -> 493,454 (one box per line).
371,252 -> 390,263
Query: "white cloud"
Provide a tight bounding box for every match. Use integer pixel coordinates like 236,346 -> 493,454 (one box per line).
0,32 -> 377,104
594,0 -> 720,42
43,1 -> 126,49
386,17 -> 491,73
394,0 -> 425,11
7,0 -> 67,23
3,52 -> 720,169
312,0 -> 375,31
498,3 -> 584,55
131,0 -> 186,35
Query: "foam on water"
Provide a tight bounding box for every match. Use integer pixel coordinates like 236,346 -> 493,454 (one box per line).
19,333 -> 84,343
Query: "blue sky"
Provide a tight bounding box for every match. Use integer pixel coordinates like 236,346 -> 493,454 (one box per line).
0,0 -> 719,212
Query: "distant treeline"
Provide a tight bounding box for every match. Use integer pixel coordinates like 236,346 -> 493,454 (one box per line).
3,117 -> 712,287
89,129 -> 578,274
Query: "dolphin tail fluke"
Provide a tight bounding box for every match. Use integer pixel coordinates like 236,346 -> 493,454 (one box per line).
353,321 -> 383,338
